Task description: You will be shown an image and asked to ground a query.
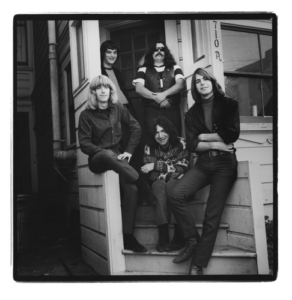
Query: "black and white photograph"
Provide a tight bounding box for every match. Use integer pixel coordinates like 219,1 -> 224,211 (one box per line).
10,9 -> 280,291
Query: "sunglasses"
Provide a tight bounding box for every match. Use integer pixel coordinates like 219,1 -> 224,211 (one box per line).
154,47 -> 166,52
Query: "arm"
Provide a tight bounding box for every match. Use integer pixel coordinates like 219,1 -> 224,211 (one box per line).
198,133 -> 224,142
185,112 -> 233,152
195,141 -> 234,152
78,111 -> 103,157
155,78 -> 185,102
217,99 -> 240,144
135,83 -> 161,104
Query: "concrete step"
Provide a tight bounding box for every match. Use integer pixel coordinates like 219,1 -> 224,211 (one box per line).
123,245 -> 257,275
133,220 -> 229,250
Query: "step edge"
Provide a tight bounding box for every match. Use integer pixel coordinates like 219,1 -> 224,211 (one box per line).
135,222 -> 229,229
122,248 -> 257,258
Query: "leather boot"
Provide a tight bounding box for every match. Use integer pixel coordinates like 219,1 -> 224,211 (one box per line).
165,224 -> 186,252
156,224 -> 169,252
172,236 -> 198,264
189,264 -> 203,275
123,233 -> 147,253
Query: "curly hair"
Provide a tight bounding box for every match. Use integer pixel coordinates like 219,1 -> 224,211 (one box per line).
148,116 -> 179,148
100,40 -> 119,64
191,68 -> 225,104
86,75 -> 118,110
143,41 -> 177,67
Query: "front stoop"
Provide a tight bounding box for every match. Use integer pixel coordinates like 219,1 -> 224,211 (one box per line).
122,246 -> 257,275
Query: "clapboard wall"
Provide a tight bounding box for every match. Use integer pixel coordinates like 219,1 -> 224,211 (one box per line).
235,130 -> 273,220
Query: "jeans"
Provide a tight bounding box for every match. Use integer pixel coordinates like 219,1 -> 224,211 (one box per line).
89,149 -> 139,234
166,153 -> 238,267
151,180 -> 173,226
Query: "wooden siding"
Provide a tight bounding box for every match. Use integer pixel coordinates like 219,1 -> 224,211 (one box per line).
235,131 -> 274,220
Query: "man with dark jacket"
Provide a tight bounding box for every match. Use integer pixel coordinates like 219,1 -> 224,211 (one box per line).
78,75 -> 156,252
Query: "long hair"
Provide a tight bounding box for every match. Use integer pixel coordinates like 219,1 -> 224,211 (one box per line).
86,75 -> 118,110
191,68 -> 225,104
100,40 -> 119,64
143,41 -> 177,68
148,116 -> 179,148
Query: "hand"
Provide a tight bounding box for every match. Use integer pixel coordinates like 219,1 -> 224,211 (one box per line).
214,142 -> 234,152
141,163 -> 154,173
160,99 -> 171,109
118,152 -> 132,162
198,134 -> 205,141
155,92 -> 167,103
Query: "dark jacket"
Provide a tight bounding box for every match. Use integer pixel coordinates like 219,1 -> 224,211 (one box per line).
78,102 -> 141,158
143,65 -> 181,108
101,66 -> 134,109
185,96 -> 240,153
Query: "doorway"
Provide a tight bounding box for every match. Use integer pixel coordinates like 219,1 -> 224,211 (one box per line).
110,20 -> 165,132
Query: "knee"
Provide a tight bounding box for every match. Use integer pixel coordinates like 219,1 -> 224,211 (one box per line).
152,180 -> 166,191
166,181 -> 184,205
124,182 -> 138,195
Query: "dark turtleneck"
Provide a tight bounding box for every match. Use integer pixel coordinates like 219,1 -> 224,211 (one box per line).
202,95 -> 214,132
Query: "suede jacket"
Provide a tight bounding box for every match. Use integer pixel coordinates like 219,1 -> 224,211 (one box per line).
78,102 -> 141,158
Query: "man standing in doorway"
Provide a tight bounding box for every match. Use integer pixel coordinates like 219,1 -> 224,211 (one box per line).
132,41 -> 185,140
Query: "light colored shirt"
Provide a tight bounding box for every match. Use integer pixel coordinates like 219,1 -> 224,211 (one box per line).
105,69 -> 128,105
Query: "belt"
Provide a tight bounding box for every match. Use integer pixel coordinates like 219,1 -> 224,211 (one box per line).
199,150 -> 235,157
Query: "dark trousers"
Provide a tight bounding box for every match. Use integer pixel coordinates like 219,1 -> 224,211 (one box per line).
144,106 -> 181,141
120,105 -> 144,172
151,180 -> 173,225
166,153 -> 238,268
89,149 -> 139,234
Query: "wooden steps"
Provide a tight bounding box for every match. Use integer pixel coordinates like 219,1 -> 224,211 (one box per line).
122,246 -> 257,275
124,197 -> 259,275
134,220 -> 229,250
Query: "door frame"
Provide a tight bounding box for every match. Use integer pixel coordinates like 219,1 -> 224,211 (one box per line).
17,102 -> 38,194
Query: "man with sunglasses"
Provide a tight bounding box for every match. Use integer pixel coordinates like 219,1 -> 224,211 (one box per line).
133,41 -> 185,141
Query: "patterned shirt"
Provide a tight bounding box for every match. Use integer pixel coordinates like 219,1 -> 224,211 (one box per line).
143,137 -> 189,183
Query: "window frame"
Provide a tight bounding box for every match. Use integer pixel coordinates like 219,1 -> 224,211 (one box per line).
16,20 -> 28,66
76,21 -> 86,85
221,24 -> 273,118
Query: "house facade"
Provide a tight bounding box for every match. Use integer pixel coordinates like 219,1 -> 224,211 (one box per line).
15,16 -> 274,274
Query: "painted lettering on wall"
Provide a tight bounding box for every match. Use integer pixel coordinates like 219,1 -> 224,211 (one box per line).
213,21 -> 222,62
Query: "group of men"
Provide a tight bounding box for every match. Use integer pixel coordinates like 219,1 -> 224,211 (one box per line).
78,38 -> 239,276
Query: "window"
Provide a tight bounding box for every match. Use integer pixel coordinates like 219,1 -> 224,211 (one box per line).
65,64 -> 76,144
222,27 -> 273,117
76,21 -> 85,85
16,20 -> 28,65
111,22 -> 165,92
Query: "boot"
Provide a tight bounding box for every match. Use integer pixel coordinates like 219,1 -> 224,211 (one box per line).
123,233 -> 147,253
165,224 -> 186,252
156,224 -> 169,252
172,236 -> 198,264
